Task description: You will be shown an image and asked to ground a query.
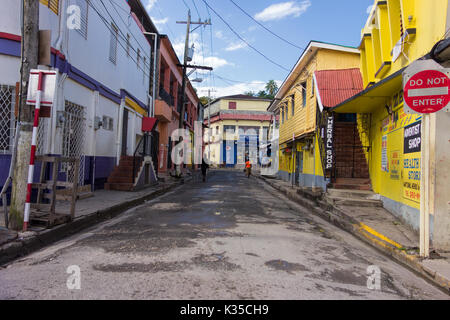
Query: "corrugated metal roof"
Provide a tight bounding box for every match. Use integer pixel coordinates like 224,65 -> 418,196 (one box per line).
314,68 -> 363,108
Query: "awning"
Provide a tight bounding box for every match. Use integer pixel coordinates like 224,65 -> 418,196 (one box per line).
331,67 -> 405,114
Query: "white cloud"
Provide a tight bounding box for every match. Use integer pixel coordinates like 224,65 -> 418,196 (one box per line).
145,0 -> 157,12
225,41 -> 248,52
195,80 -> 282,98
151,16 -> 168,30
202,56 -> 232,69
366,5 -> 374,14
215,30 -> 224,39
254,1 -> 311,22
172,33 -> 231,73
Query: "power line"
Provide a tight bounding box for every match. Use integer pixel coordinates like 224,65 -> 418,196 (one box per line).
154,0 -> 177,40
228,0 -> 305,50
201,0 -> 290,72
86,1 -> 151,77
215,75 -> 266,84
101,0 -> 151,62
181,0 -> 191,11
191,0 -> 202,20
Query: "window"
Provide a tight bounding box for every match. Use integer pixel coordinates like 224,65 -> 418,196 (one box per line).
109,23 -> 118,65
285,105 -> 289,121
143,57 -> 147,82
281,107 -> 284,124
311,77 -> 314,96
291,95 -> 295,116
40,0 -> 59,15
224,125 -> 236,134
228,101 -> 237,109
301,82 -> 307,107
137,49 -> 141,69
75,0 -> 88,39
126,34 -> 130,57
102,116 -> 114,131
216,126 -> 219,134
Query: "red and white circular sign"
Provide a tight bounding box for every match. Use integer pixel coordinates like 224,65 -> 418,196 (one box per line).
404,69 -> 450,114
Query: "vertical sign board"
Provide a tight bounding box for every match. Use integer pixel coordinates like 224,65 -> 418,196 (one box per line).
325,114 -> 334,173
403,121 -> 421,203
403,61 -> 450,258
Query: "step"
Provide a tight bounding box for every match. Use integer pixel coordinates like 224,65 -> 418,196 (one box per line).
335,178 -> 371,184
325,195 -> 383,208
107,176 -> 134,184
331,183 -> 372,191
327,188 -> 380,200
104,183 -> 134,191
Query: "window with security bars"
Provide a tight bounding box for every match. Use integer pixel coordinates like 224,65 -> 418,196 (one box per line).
0,85 -> 15,154
109,23 -> 118,65
40,0 -> 59,15
62,101 -> 86,185
74,0 -> 89,39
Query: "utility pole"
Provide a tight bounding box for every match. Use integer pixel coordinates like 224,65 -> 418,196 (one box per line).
176,11 -> 212,176
9,0 -> 39,230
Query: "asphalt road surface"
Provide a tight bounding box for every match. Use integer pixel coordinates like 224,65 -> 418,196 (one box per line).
0,170 -> 448,299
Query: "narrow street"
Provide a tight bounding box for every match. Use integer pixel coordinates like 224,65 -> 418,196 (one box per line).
0,171 -> 447,299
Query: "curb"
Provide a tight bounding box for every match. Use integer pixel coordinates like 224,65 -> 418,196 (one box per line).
0,179 -> 186,266
257,175 -> 450,295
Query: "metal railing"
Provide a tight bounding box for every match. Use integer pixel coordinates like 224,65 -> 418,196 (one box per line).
132,133 -> 151,184
159,87 -> 174,107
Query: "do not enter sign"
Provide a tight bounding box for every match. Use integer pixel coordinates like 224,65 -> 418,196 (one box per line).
404,69 -> 450,114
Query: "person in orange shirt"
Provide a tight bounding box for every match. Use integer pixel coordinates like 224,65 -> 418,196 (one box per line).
245,159 -> 252,178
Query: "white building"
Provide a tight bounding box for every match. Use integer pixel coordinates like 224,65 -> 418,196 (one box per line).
0,0 -> 158,191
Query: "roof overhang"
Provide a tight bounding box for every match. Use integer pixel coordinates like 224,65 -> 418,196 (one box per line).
330,67 -> 405,114
271,41 -> 359,112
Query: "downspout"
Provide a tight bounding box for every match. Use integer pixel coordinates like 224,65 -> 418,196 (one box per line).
116,100 -> 125,165
54,0 -> 66,51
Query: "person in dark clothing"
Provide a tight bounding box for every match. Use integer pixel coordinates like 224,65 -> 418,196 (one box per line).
201,159 -> 209,182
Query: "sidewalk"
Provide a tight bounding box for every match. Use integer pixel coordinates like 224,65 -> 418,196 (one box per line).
256,174 -> 450,294
0,175 -> 191,265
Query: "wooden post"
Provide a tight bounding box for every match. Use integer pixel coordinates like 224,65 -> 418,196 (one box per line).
9,0 -> 39,230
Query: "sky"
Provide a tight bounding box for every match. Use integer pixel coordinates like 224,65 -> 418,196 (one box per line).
143,0 -> 374,99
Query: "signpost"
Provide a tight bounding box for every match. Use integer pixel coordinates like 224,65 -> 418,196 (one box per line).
23,70 -> 57,231
403,60 -> 450,258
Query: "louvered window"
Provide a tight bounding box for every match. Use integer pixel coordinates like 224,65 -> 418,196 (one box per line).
109,23 -> 118,65
75,0 -> 89,39
40,0 -> 59,15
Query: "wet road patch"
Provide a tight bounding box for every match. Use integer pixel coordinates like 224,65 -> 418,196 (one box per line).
265,259 -> 309,274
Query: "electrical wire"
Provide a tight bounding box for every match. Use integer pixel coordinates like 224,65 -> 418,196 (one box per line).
101,0 -> 152,62
201,0 -> 290,72
86,0 -> 151,77
228,0 -> 305,50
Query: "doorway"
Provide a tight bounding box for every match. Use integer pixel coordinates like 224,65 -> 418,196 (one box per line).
121,109 -> 128,156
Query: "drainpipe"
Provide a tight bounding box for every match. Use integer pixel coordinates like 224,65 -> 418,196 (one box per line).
116,100 -> 125,165
54,0 -> 66,51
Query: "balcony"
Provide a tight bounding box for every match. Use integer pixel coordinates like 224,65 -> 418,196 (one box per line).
155,99 -> 172,122
159,87 -> 174,107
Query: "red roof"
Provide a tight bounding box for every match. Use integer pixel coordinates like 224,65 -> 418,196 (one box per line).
314,68 -> 363,108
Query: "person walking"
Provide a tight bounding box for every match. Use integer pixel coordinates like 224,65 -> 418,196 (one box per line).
201,159 -> 209,182
245,158 -> 252,178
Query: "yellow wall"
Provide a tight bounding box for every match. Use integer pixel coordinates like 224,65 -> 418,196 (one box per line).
219,99 -> 271,112
361,0 -> 448,87
278,47 -> 360,183
279,49 -> 360,145
367,91 -> 421,209
353,0 -> 447,211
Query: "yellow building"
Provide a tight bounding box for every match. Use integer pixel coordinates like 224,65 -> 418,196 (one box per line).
332,0 -> 449,238
269,41 -> 360,190
203,95 -> 272,167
